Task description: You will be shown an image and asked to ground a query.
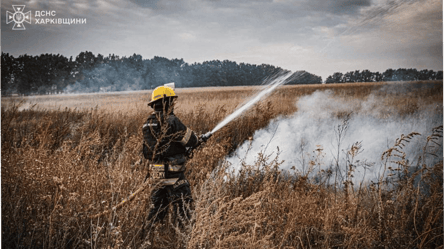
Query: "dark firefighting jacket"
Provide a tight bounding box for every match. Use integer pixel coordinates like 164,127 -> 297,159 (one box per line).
142,111 -> 199,175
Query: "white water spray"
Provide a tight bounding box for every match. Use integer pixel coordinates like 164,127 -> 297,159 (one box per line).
210,71 -> 305,134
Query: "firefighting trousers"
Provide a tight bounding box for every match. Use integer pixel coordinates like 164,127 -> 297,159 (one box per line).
147,183 -> 193,223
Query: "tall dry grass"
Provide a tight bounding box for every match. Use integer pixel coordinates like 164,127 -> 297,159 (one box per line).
2,81 -> 443,248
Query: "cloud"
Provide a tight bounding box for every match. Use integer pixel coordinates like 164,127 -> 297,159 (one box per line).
129,0 -> 160,9
336,0 -> 443,68
178,32 -> 197,41
308,0 -> 372,15
128,0 -> 193,15
1,0 -> 442,82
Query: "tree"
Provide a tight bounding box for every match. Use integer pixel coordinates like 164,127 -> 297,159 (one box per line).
1,53 -> 14,95
371,72 -> 383,82
336,72 -> 344,83
383,69 -> 394,81
361,69 -> 372,82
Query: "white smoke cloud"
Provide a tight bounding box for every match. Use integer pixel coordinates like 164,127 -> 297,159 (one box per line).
63,63 -> 146,94
226,90 -> 442,185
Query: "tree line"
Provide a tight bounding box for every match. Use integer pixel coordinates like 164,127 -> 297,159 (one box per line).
1,51 -> 322,95
326,68 -> 443,83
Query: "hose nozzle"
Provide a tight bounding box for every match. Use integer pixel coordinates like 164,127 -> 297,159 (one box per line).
200,132 -> 213,143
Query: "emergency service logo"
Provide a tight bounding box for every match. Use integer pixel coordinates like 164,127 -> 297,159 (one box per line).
6,5 -> 31,30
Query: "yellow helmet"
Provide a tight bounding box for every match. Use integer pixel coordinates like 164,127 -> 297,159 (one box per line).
148,85 -> 177,107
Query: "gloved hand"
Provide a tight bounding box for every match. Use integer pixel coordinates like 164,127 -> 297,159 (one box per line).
186,132 -> 212,158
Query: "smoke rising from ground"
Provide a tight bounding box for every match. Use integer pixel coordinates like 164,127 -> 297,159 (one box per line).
64,63 -> 145,93
227,90 -> 442,185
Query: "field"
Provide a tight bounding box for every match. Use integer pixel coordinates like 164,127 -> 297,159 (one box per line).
2,81 -> 443,248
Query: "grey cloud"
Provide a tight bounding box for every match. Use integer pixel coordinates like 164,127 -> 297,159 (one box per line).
172,1 -> 324,46
307,0 -> 371,15
128,0 -> 193,15
359,0 -> 414,25
1,0 -> 441,81
128,0 -> 161,9
331,0 -> 372,14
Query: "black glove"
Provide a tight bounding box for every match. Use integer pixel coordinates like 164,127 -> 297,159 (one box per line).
186,132 -> 212,158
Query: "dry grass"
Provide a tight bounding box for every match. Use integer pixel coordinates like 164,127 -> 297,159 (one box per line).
2,81 -> 443,248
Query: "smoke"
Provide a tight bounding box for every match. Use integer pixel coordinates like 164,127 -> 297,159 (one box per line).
63,62 -> 146,94
226,90 -> 442,185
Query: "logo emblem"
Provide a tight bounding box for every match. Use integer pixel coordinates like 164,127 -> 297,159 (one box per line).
6,5 -> 31,30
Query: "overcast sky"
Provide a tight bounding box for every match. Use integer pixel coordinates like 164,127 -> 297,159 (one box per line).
2,0 -> 442,80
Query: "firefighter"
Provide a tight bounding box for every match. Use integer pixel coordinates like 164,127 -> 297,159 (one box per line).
142,84 -> 209,227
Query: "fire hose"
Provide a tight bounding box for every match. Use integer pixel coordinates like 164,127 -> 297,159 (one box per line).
88,132 -> 212,219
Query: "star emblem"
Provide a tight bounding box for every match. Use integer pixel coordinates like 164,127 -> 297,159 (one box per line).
6,5 -> 31,30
